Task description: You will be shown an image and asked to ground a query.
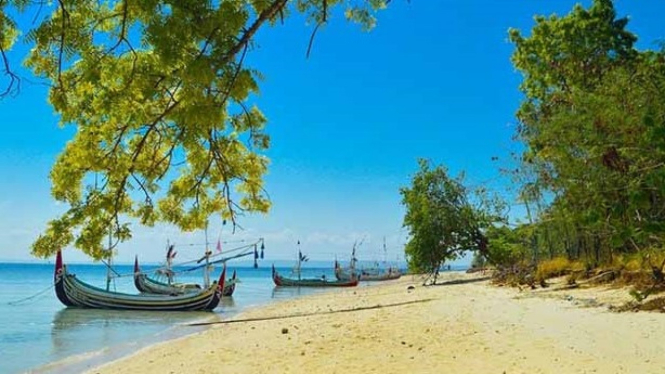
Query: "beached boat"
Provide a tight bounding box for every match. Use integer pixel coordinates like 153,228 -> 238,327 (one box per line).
272,265 -> 358,287
334,261 -> 401,281
130,236 -> 264,298
54,251 -> 227,311
133,257 -> 237,297
334,237 -> 401,281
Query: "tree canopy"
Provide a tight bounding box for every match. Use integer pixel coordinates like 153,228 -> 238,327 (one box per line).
488,0 -> 665,282
400,159 -> 504,283
0,0 -> 388,260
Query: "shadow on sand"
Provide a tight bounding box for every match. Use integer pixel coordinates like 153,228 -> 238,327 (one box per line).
189,298 -> 435,327
426,276 -> 491,287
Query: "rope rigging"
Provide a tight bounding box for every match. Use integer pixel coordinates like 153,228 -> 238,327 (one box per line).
109,237 -> 265,279
7,283 -> 56,305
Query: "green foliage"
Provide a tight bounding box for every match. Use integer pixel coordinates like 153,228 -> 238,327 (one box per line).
629,288 -> 650,303
484,225 -> 528,267
0,1 -> 389,260
400,159 -> 504,279
508,0 -> 665,269
470,252 -> 486,269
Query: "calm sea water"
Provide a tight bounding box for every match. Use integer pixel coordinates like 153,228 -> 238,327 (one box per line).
0,262 -> 349,374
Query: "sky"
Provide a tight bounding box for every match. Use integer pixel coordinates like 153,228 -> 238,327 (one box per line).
0,0 -> 664,266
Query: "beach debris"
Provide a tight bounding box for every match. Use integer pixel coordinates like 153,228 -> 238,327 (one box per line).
595,270 -> 619,283
281,327 -> 289,334
613,295 -> 665,313
407,285 -> 416,291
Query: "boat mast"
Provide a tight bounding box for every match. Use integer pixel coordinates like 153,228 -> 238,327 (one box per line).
166,239 -> 173,285
203,221 -> 211,288
106,229 -> 112,291
297,240 -> 301,281
351,241 -> 357,273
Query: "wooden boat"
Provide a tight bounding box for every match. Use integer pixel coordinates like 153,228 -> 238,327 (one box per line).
334,261 -> 401,281
54,251 -> 226,312
133,257 -> 237,297
335,238 -> 401,281
272,265 -> 358,287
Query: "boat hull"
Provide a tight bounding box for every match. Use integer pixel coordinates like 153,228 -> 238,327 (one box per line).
54,251 -> 225,312
272,266 -> 358,287
335,268 -> 401,282
334,261 -> 401,282
134,258 -> 236,297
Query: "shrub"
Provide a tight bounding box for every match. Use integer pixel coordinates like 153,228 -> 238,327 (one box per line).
535,257 -> 584,282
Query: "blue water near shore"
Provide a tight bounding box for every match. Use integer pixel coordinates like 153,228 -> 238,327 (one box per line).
0,262 -> 358,374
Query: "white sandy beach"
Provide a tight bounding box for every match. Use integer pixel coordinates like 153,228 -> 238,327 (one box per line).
87,272 -> 665,374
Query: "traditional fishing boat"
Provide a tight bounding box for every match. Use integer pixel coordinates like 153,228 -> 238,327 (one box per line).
334,260 -> 401,281
54,251 -> 227,311
334,237 -> 402,281
271,244 -> 358,287
131,237 -> 264,297
133,257 -> 237,297
272,265 -> 358,287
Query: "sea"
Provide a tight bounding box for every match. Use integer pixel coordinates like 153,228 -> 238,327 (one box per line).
0,261 -> 465,374
0,262 -> 355,374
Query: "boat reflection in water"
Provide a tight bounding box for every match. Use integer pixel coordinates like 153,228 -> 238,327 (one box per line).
45,308 -> 217,372
270,284 -> 334,300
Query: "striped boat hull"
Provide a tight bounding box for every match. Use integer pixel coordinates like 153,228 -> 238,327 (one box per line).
54,251 -> 225,312
272,265 -> 358,287
134,270 -> 237,297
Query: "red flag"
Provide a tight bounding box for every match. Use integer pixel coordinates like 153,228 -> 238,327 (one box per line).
216,239 -> 222,253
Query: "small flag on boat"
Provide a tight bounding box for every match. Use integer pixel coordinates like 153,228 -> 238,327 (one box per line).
216,239 -> 222,253
167,244 -> 177,259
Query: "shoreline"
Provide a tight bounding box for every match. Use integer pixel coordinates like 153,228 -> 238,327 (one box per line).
31,312 -> 222,374
29,280 -> 382,374
85,272 -> 665,374
84,280 -> 389,373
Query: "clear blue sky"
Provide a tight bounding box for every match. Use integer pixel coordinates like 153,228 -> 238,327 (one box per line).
0,1 -> 663,265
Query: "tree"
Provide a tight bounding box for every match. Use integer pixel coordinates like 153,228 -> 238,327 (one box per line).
0,1 -> 389,259
486,224 -> 533,268
509,0 -> 665,266
400,159 -> 504,284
